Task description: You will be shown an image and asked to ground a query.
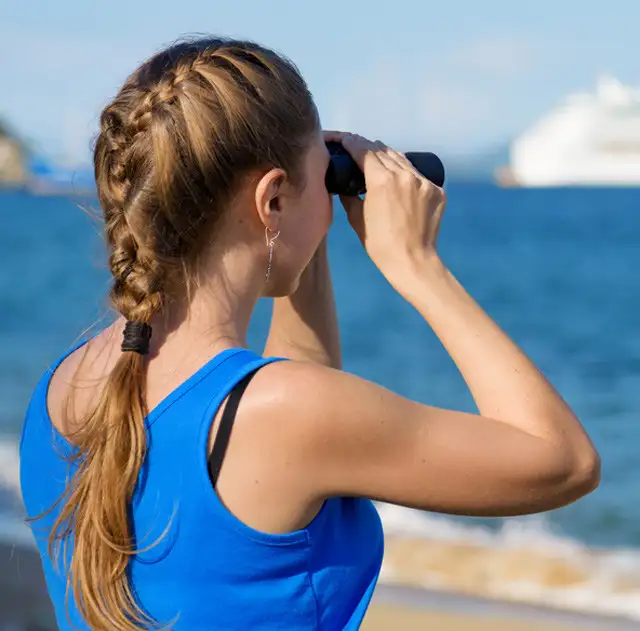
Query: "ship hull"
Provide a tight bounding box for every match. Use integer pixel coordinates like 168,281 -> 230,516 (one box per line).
505,77 -> 640,188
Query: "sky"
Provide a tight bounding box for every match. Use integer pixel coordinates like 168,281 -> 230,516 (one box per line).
2,0 -> 640,165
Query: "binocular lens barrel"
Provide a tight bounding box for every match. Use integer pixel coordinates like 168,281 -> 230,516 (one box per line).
325,141 -> 445,196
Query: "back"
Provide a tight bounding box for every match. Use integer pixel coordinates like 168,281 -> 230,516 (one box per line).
20,340 -> 384,630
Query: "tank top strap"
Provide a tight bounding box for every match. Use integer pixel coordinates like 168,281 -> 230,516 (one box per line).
144,348 -> 288,529
146,347 -> 287,466
144,348 -> 286,433
189,348 -> 287,447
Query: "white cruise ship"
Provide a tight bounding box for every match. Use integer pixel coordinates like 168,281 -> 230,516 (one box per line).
498,76 -> 640,187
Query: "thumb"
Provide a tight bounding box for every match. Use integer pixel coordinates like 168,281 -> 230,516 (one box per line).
340,194 -> 365,244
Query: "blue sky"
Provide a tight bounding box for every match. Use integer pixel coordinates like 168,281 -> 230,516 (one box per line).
2,0 -> 640,164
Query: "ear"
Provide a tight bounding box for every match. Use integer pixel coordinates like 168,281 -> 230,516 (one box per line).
254,168 -> 287,232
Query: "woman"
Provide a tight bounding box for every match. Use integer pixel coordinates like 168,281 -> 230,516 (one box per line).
20,36 -> 600,631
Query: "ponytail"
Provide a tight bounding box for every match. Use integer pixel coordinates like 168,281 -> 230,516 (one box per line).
49,344 -> 155,629
35,34 -> 318,631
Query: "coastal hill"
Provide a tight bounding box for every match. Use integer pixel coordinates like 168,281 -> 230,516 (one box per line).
0,118 -> 27,185
0,116 -> 96,195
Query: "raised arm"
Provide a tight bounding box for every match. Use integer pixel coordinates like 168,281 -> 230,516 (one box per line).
267,256 -> 599,516
243,135 -> 599,520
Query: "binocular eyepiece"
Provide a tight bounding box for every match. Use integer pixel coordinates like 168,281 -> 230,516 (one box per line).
325,141 -> 445,196
325,141 -> 444,195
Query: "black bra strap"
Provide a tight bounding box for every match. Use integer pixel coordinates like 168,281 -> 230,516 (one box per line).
208,367 -> 262,488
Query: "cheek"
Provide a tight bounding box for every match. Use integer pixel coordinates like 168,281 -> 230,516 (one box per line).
297,187 -> 332,243
324,192 -> 334,229
313,183 -> 333,234
284,182 -> 333,268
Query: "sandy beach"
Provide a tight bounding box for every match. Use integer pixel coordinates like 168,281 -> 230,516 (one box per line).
3,537 -> 639,631
363,584 -> 638,630
364,605 -> 620,631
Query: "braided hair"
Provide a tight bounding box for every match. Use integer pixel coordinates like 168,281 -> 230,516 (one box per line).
43,36 -> 318,631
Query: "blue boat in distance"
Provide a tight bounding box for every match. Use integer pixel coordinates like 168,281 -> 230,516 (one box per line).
27,155 -> 96,197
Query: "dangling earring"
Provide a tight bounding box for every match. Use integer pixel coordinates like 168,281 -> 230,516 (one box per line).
265,227 -> 280,284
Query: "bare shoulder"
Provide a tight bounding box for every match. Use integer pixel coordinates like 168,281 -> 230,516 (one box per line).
47,327 -> 121,436
245,358 -> 416,432
231,358 -> 424,492
205,358 -> 403,533
236,358 -> 598,517
254,357 -> 409,405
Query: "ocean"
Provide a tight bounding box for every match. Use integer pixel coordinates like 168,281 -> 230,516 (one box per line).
1,183 -> 639,623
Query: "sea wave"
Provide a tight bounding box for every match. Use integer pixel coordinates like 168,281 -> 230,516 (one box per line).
376,503 -> 640,621
4,434 -> 640,621
0,437 -> 33,546
0,438 -> 20,503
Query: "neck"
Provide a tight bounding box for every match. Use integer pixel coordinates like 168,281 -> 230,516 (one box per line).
151,242 -> 265,354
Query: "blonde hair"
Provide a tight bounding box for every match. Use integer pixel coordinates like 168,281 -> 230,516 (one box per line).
43,36 -> 318,630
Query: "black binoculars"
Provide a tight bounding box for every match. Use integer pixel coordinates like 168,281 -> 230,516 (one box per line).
325,141 -> 445,196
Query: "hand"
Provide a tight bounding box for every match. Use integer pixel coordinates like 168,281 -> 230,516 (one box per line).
336,133 -> 447,284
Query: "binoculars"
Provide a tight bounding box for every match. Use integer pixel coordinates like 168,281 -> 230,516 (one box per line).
325,141 -> 445,196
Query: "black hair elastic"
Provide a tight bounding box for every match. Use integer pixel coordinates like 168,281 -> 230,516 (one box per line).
121,321 -> 152,355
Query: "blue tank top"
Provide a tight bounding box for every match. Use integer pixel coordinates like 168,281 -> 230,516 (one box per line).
20,339 -> 384,630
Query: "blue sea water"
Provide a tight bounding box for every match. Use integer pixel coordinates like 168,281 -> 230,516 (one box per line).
1,183 -> 639,618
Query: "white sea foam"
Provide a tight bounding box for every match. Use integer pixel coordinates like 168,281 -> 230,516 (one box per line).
0,438 -> 20,500
378,503 -> 585,552
3,440 -> 639,621
0,437 -> 33,547
376,503 -> 640,621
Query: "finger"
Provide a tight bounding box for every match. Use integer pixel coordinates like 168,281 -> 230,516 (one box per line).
374,143 -> 419,175
341,134 -> 385,174
340,194 -> 365,242
323,130 -> 350,143
430,192 -> 447,243
385,147 -> 412,170
372,140 -> 403,171
371,140 -> 417,176
340,190 -> 362,213
340,193 -> 363,215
